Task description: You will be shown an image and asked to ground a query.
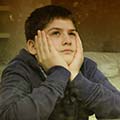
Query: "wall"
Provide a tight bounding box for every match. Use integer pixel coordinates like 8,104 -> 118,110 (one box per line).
1,0 -> 120,64
0,0 -> 51,64
52,0 -> 120,52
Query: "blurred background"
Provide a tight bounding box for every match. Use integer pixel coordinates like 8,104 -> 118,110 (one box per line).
0,0 -> 120,119
0,0 -> 120,64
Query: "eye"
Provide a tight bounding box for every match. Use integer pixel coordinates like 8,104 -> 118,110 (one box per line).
69,32 -> 76,37
51,31 -> 60,36
69,32 -> 75,35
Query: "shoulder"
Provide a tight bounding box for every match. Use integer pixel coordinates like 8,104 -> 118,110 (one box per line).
2,49 -> 34,77
1,56 -> 32,84
3,58 -> 30,75
81,57 -> 97,77
1,53 -> 44,88
83,57 -> 97,68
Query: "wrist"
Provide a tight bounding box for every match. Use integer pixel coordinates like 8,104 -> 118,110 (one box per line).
70,71 -> 79,81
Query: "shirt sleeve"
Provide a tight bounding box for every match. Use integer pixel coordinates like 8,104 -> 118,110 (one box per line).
70,71 -> 120,119
0,65 -> 70,120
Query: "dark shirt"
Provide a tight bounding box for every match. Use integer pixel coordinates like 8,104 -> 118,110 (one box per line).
0,49 -> 120,120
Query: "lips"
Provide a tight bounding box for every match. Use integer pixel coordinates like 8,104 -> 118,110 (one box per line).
61,49 -> 73,54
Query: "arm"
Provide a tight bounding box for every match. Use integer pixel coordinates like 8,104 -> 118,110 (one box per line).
82,58 -> 120,94
0,64 -> 70,120
0,30 -> 71,120
90,67 -> 120,95
70,69 -> 120,119
68,32 -> 120,118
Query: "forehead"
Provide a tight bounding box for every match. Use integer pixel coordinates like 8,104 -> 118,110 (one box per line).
44,18 -> 76,30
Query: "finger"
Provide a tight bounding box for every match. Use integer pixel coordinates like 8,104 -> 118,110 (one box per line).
37,30 -> 44,57
76,33 -> 83,54
38,30 -> 49,61
35,35 -> 42,63
76,33 -> 84,63
41,31 -> 50,54
46,35 -> 51,52
47,35 -> 56,53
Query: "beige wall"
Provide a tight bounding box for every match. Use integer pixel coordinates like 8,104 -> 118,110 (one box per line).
0,0 -> 51,64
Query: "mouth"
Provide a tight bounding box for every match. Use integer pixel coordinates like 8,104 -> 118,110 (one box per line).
61,49 -> 74,54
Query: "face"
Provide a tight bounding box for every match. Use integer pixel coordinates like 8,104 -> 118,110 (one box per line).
44,18 -> 78,65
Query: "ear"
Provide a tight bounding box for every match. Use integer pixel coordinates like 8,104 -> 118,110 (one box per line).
26,40 -> 37,55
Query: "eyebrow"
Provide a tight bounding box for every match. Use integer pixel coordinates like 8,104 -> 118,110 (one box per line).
47,27 -> 77,32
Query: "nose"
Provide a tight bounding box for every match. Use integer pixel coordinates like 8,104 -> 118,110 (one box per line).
62,34 -> 72,45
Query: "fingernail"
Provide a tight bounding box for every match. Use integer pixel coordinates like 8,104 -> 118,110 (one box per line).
37,30 -> 41,33
46,34 -> 49,38
35,35 -> 37,40
41,30 -> 45,34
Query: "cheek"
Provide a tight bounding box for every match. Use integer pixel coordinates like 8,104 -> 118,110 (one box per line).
51,40 -> 61,51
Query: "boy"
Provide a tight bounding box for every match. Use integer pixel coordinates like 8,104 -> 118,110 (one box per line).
0,5 -> 120,120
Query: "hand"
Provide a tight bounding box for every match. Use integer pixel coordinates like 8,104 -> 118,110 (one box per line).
69,33 -> 84,80
35,30 -> 68,71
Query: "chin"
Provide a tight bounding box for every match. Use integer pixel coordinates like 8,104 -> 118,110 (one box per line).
60,53 -> 74,65
66,61 -> 72,65
63,56 -> 73,65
